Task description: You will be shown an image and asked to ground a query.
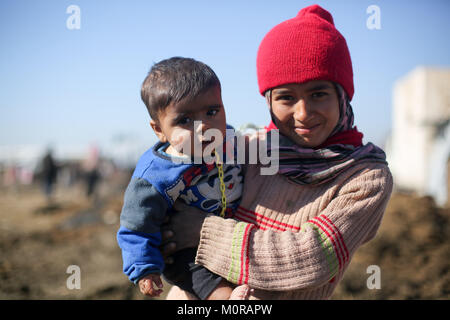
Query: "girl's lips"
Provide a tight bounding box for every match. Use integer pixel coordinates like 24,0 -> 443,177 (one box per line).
294,124 -> 321,135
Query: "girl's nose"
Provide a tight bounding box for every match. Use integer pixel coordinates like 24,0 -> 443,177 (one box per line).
293,99 -> 311,122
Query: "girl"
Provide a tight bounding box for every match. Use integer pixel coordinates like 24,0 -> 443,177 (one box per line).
163,4 -> 393,300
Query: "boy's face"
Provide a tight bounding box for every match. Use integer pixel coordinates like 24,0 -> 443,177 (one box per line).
269,80 -> 340,148
150,86 -> 226,158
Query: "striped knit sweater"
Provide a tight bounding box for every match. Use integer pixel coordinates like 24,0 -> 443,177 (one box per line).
195,161 -> 393,299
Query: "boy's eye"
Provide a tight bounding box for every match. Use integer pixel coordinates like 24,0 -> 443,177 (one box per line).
177,117 -> 191,125
207,109 -> 219,116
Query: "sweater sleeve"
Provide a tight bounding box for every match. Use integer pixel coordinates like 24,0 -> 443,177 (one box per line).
195,165 -> 393,291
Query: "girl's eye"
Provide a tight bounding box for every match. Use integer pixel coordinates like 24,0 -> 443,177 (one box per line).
312,92 -> 328,98
277,95 -> 294,101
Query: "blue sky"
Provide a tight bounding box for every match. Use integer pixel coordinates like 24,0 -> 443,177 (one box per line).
1,0 -> 449,152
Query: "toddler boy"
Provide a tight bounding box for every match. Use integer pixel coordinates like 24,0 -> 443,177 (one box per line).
117,57 -> 244,299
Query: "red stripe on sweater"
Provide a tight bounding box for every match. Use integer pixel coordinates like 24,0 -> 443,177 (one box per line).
315,215 -> 348,264
308,219 -> 343,269
239,224 -> 254,285
311,217 -> 344,269
320,215 -> 349,261
236,210 -> 283,231
234,212 -> 267,230
244,225 -> 255,285
235,209 -> 286,231
238,206 -> 300,231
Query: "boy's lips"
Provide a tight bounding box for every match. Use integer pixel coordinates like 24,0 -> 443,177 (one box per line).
294,123 -> 321,135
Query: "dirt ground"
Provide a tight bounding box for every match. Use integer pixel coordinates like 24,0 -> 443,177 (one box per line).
332,192 -> 450,299
0,173 -> 449,300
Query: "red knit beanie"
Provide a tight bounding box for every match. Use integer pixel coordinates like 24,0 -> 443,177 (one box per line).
257,5 -> 354,100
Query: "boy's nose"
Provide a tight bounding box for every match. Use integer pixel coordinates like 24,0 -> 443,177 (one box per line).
202,122 -> 211,133
194,120 -> 207,131
194,120 -> 211,139
202,121 -> 214,135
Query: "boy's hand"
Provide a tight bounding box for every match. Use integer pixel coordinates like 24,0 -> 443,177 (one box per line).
138,274 -> 163,297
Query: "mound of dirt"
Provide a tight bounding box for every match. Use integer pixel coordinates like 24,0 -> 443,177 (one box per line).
332,193 -> 450,299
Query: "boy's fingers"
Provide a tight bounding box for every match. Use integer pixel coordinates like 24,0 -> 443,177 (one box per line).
144,279 -> 156,296
154,276 -> 164,289
148,285 -> 163,297
139,280 -> 150,295
154,289 -> 163,296
139,277 -> 163,297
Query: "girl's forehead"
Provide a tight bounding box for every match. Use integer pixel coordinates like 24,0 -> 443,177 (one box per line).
273,80 -> 334,92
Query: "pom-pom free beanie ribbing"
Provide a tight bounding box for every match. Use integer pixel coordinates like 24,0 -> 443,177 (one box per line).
256,4 -> 354,100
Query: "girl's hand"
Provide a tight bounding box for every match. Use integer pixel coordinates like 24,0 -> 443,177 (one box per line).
160,201 -> 208,263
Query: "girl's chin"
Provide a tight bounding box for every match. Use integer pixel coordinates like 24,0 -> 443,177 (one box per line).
289,134 -> 324,148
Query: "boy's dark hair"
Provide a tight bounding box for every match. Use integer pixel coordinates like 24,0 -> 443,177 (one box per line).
141,57 -> 221,121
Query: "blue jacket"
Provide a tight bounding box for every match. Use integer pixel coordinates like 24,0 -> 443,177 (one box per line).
117,137 -> 243,283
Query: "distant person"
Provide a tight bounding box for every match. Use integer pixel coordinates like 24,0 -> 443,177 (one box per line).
116,57 -> 248,300
83,145 -> 101,200
40,149 -> 58,201
85,167 -> 100,198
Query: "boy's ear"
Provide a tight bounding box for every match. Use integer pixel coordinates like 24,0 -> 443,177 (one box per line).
150,119 -> 167,143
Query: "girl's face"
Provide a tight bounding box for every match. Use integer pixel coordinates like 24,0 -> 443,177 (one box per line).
269,80 -> 340,148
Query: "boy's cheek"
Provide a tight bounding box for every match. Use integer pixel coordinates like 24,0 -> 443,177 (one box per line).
169,128 -> 196,154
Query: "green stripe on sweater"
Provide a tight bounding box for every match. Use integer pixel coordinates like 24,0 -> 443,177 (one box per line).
227,222 -> 247,283
302,222 -> 339,280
